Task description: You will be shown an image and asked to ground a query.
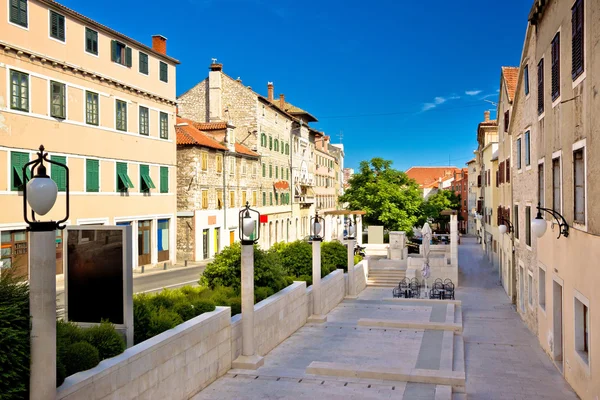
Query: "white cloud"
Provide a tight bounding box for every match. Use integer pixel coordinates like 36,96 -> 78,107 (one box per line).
422,95 -> 460,112
422,103 -> 436,111
479,93 -> 498,100
465,90 -> 482,96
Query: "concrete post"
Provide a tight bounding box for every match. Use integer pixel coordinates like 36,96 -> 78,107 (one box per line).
29,231 -> 56,400
450,215 -> 458,268
356,216 -> 363,245
232,244 -> 264,369
308,240 -> 326,323
346,238 -> 357,298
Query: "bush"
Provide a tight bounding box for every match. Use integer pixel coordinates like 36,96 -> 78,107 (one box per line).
297,274 -> 313,287
322,241 -> 348,272
354,254 -> 363,265
227,298 -> 241,315
147,308 -> 183,338
84,321 -> 125,360
0,272 -> 30,399
56,360 -> 67,387
133,294 -> 153,345
191,299 -> 216,316
62,342 -> 100,377
276,240 -> 312,277
255,286 -> 275,303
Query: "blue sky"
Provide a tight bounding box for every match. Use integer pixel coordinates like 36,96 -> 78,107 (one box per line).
63,0 -> 532,171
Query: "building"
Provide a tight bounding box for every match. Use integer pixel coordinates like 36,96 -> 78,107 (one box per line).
314,135 -> 342,239
0,0 -> 179,275
342,167 -> 354,189
449,169 -> 469,233
466,158 -> 478,234
405,166 -> 462,199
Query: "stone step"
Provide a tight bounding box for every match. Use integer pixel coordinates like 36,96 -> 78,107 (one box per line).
367,279 -> 404,285
368,274 -> 406,279
366,282 -> 399,288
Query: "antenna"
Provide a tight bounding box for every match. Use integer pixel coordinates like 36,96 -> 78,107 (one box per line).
211,57 -> 218,64
337,130 -> 343,143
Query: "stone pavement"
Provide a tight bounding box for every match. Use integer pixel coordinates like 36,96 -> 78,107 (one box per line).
456,236 -> 577,400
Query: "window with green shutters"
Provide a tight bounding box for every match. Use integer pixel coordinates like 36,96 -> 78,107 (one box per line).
262,163 -> 266,177
262,192 -> 266,206
51,155 -> 66,192
286,168 -> 289,180
160,112 -> 168,139
270,193 -> 273,206
50,81 -> 66,119
281,166 -> 284,179
269,164 -> 272,178
160,167 -> 168,193
275,165 -> 279,179
140,164 -> 155,193
86,159 -> 99,192
10,70 -> 28,112
111,40 -> 131,67
9,0 -> 28,27
159,62 -> 168,82
116,100 -> 127,131
269,136 -> 272,150
139,52 -> 149,75
139,106 -> 149,135
86,91 -> 99,125
285,143 -> 289,155
274,139 -> 279,152
49,11 -> 65,42
85,28 -> 98,55
10,151 -> 30,191
116,162 -> 133,192
275,192 -> 279,205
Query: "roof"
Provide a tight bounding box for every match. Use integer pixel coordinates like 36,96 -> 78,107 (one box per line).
192,121 -> 229,131
39,0 -> 179,65
466,159 -> 476,165
234,143 -> 259,157
271,100 -> 318,122
405,167 -> 461,189
502,67 -> 519,102
175,118 -> 228,150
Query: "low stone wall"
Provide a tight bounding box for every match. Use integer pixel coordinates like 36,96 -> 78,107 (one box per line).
320,269 -> 346,315
354,260 -> 368,294
56,307 -> 231,400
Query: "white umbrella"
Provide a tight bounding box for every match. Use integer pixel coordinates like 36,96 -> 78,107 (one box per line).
421,223 -> 432,298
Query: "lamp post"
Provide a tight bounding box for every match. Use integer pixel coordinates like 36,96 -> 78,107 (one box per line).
532,202 -> 569,239
345,216 -> 357,298
308,211 -> 326,323
232,202 -> 264,370
23,145 -> 69,400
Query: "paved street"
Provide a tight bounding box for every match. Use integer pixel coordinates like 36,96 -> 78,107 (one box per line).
457,236 -> 577,400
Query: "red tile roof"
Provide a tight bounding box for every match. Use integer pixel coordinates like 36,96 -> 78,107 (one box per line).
405,166 -> 461,188
176,119 -> 228,150
502,66 -> 519,102
234,143 -> 259,157
192,121 -> 229,131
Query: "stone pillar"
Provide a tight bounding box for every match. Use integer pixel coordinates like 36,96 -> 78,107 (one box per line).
232,244 -> 264,369
308,240 -> 327,323
346,238 -> 357,298
450,214 -> 458,268
356,216 -> 363,245
29,231 -> 56,400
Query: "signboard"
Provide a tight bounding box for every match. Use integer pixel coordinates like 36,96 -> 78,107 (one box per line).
64,225 -> 133,347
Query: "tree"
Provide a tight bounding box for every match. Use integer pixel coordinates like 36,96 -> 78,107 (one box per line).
420,189 -> 461,230
340,158 -> 423,232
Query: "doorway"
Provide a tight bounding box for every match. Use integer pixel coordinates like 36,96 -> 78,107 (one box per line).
229,230 -> 235,247
157,219 -> 169,262
214,228 -> 220,255
519,265 -> 525,313
138,220 -> 151,266
203,229 -> 209,259
552,280 -> 564,372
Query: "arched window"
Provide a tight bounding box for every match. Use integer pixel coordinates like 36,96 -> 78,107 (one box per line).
274,139 -> 279,152
269,136 -> 273,150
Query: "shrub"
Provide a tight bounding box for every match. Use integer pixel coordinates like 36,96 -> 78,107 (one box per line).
297,274 -> 313,287
147,308 -> 183,338
172,302 -> 196,321
0,272 -> 30,399
84,321 -> 125,360
354,254 -> 363,265
62,342 -> 100,377
255,286 -> 275,303
284,276 -> 295,286
57,320 -> 85,348
254,247 -> 287,292
56,359 -> 67,387
322,241 -> 348,272
191,299 -> 216,316
276,240 -> 312,277
227,298 -> 242,316
133,294 -> 153,344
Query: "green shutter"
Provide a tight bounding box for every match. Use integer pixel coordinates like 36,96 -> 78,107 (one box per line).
140,164 -> 155,191
10,0 -> 27,27
86,159 -> 99,192
125,47 -> 132,67
116,162 -> 133,191
160,62 -> 168,82
51,155 -> 66,192
11,151 -> 30,191
111,40 -> 117,62
160,167 -> 168,193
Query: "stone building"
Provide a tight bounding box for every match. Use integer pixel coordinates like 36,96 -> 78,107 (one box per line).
0,0 -> 178,274
465,158 -> 478,235
314,135 -> 342,239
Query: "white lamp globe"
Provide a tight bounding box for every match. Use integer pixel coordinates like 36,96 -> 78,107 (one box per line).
498,224 -> 507,235
26,176 -> 58,216
349,223 -> 356,237
313,221 -> 322,236
532,217 -> 547,238
242,215 -> 254,238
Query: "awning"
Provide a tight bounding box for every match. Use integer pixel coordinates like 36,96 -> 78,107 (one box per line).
273,181 -> 289,191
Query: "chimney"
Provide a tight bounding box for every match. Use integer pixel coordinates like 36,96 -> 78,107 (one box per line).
279,94 -> 285,109
152,35 -> 167,55
208,60 -> 223,121
267,82 -> 274,102
484,110 -> 490,121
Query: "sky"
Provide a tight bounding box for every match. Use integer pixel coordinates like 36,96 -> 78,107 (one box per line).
62,0 -> 532,171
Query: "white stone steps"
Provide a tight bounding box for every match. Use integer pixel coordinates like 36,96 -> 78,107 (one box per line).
366,282 -> 399,288
357,318 -> 463,333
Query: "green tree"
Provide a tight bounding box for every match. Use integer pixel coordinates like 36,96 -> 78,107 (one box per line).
420,189 -> 461,229
340,158 -> 423,232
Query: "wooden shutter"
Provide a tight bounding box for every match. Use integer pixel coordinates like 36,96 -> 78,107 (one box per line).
125,47 -> 132,67
551,33 -> 560,100
111,40 -> 118,62
51,156 -> 66,192
50,11 -> 58,38
160,166 -> 168,193
538,59 -> 544,115
504,111 -> 509,132
477,175 -> 481,187
572,0 -> 584,79
506,158 -> 510,182
58,14 -> 65,40
496,170 -> 499,187
86,159 -> 99,192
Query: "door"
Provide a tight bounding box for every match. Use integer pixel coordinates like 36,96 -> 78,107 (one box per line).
229,230 -> 235,247
55,230 -> 63,274
157,219 -> 169,262
138,220 -> 151,266
203,229 -> 209,260
519,266 -> 525,312
214,228 -> 220,255
553,280 -> 564,371
0,230 -> 28,278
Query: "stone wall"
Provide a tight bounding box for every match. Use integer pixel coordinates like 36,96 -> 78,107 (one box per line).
306,269 -> 345,316
56,307 -> 231,400
354,260 -> 368,295
177,216 -> 194,261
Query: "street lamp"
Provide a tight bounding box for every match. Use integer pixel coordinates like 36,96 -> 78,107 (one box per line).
345,215 -> 357,298
233,202 -> 264,369
22,145 -> 69,400
498,217 -> 514,235
532,202 -> 569,239
347,218 -> 355,240
308,211 -> 326,323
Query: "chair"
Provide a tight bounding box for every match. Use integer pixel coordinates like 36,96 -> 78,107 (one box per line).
434,278 -> 443,285
444,279 -> 452,285
409,279 -> 421,298
393,286 -> 402,298
443,282 -> 455,300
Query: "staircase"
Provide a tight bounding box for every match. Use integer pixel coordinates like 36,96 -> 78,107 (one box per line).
367,267 -> 406,287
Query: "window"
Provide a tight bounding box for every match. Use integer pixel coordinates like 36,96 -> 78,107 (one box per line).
269,136 -> 273,150
524,131 -> 530,166
252,191 -> 257,207
216,155 -> 223,173
574,295 -> 589,364
574,148 -> 585,223
116,162 -> 133,192
269,164 -> 272,178
504,111 -> 509,132
275,165 -> 279,179
111,40 -> 132,67
538,58 -> 544,115
140,164 -> 155,193
201,152 -> 208,171
229,191 -> 235,208
262,192 -> 266,206
539,267 -> 546,311
159,112 -> 168,139
9,0 -> 27,27
157,219 -> 169,261
514,205 -> 519,240
159,62 -> 168,82
285,143 -> 289,155
138,106 -> 149,135
261,133 -> 266,147
269,192 -> 273,206
139,52 -> 149,75
281,166 -> 284,180
252,163 -> 257,177
86,159 -> 99,192
275,192 -> 279,205
551,33 -> 560,101
516,138 -> 522,170
524,64 -> 529,95
552,157 -> 561,212
538,163 -> 544,208
86,91 -> 99,125
49,155 -> 67,192
10,151 -> 30,191
50,81 -> 66,119
274,139 -> 279,152
242,191 -> 247,207
217,190 -> 223,209
262,163 -> 266,177
528,272 -> 533,307
85,28 -> 98,55
286,168 -> 289,180
572,0 -> 585,80
202,190 -> 208,209
241,160 -> 247,176
506,158 -> 510,182
49,11 -> 65,42
160,166 -> 168,193
229,158 -> 235,175
525,206 -> 531,247
10,70 -> 29,111
115,100 -> 127,131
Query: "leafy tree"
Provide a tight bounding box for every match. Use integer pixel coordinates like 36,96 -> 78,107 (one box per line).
420,189 -> 461,229
340,158 -> 423,232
